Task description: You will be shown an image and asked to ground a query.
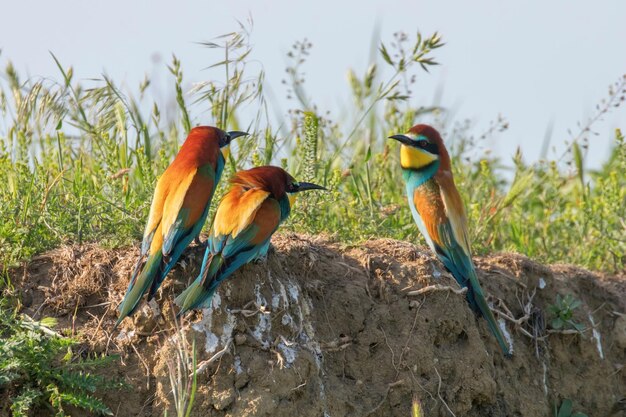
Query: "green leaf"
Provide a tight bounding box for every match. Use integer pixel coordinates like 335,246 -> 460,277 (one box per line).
552,318 -> 564,329
558,399 -> 573,417
379,43 -> 394,66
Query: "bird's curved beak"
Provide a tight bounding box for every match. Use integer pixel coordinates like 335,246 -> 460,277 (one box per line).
227,131 -> 249,140
388,134 -> 414,146
221,131 -> 249,159
294,182 -> 327,192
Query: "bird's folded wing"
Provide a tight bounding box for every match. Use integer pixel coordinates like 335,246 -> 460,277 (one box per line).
202,197 -> 282,289
212,188 -> 271,238
435,182 -> 476,285
437,174 -> 471,256
141,176 -> 171,255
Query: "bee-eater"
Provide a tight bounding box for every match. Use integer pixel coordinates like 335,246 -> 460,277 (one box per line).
389,124 -> 511,356
175,166 -> 326,314
116,126 -> 248,326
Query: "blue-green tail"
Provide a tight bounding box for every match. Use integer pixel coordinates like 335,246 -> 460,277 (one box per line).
174,253 -> 223,315
466,276 -> 512,357
115,253 -> 162,327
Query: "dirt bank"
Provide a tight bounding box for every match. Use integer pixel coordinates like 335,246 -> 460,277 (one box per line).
10,234 -> 626,416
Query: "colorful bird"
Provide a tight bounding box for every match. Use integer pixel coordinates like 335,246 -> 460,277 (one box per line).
389,124 -> 511,356
175,166 -> 326,314
116,126 -> 248,326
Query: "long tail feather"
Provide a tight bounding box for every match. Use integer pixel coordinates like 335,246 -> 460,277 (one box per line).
467,276 -> 511,357
115,253 -> 162,327
175,252 -> 223,315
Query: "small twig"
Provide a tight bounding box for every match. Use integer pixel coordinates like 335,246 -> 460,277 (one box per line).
396,302 -> 422,379
492,308 -> 530,326
130,343 -> 151,390
434,367 -> 456,417
271,348 -> 285,369
407,285 -> 467,296
291,381 -> 307,391
80,301 -> 113,309
364,380 -> 405,416
380,328 -> 397,371
194,341 -> 231,376
546,329 -> 584,335
321,335 -> 353,352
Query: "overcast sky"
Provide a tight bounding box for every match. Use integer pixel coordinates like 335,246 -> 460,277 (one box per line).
1,0 -> 625,167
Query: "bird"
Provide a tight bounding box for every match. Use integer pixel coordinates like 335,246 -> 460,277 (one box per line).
389,124 -> 511,356
116,126 -> 248,326
174,166 -> 326,314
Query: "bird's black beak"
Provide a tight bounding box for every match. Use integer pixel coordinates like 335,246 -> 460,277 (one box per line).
294,182 -> 327,192
388,134 -> 414,146
227,131 -> 249,141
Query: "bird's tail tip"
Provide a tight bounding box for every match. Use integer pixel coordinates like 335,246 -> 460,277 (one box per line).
113,315 -> 124,330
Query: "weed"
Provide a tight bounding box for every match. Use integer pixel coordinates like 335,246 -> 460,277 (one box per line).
554,399 -> 588,417
0,24 -> 624,275
0,303 -> 125,416
163,316 -> 198,417
548,294 -> 585,331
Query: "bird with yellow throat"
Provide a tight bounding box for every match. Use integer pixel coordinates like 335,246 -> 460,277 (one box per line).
389,124 -> 511,356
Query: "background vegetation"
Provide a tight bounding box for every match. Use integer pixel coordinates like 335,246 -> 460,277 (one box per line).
0,25 -> 624,284
0,23 -> 624,416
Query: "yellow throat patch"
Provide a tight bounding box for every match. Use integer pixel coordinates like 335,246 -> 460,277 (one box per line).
221,145 -> 231,161
400,144 -> 438,170
288,193 -> 297,208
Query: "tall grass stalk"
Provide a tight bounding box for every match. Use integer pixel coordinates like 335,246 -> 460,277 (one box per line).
0,26 -> 624,273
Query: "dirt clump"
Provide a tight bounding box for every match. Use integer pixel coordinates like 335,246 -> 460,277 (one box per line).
10,234 -> 626,417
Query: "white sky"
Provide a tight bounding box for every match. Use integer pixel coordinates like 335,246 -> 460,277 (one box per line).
1,0 -> 625,168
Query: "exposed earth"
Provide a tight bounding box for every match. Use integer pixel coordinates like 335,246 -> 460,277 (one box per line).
7,234 -> 626,416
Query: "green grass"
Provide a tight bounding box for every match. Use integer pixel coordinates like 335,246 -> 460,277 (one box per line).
0,302 -> 125,416
0,24 -> 624,277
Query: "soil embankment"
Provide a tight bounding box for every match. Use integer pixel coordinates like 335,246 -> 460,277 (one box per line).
11,234 -> 626,416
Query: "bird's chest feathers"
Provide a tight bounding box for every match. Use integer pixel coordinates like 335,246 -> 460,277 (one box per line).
402,160 -> 440,190
411,181 -> 446,221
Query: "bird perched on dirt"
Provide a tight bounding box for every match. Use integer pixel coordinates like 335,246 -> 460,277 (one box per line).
116,126 -> 248,326
389,124 -> 511,356
175,166 -> 326,314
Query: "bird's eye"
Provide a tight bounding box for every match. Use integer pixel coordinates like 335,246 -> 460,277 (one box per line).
418,141 -> 428,148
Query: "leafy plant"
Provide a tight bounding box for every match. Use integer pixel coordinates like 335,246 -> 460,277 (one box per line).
164,326 -> 198,417
554,398 -> 588,417
548,294 -> 585,331
0,23 -> 623,276
0,304 -> 125,416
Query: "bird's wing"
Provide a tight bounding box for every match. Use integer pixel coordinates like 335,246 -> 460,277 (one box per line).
141,175 -> 170,255
208,197 -> 281,283
159,164 -> 217,256
437,174 -> 512,356
437,172 -> 471,256
212,188 -> 272,239
175,195 -> 282,312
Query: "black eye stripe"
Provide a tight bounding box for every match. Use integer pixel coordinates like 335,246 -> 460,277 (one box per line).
415,141 -> 439,155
